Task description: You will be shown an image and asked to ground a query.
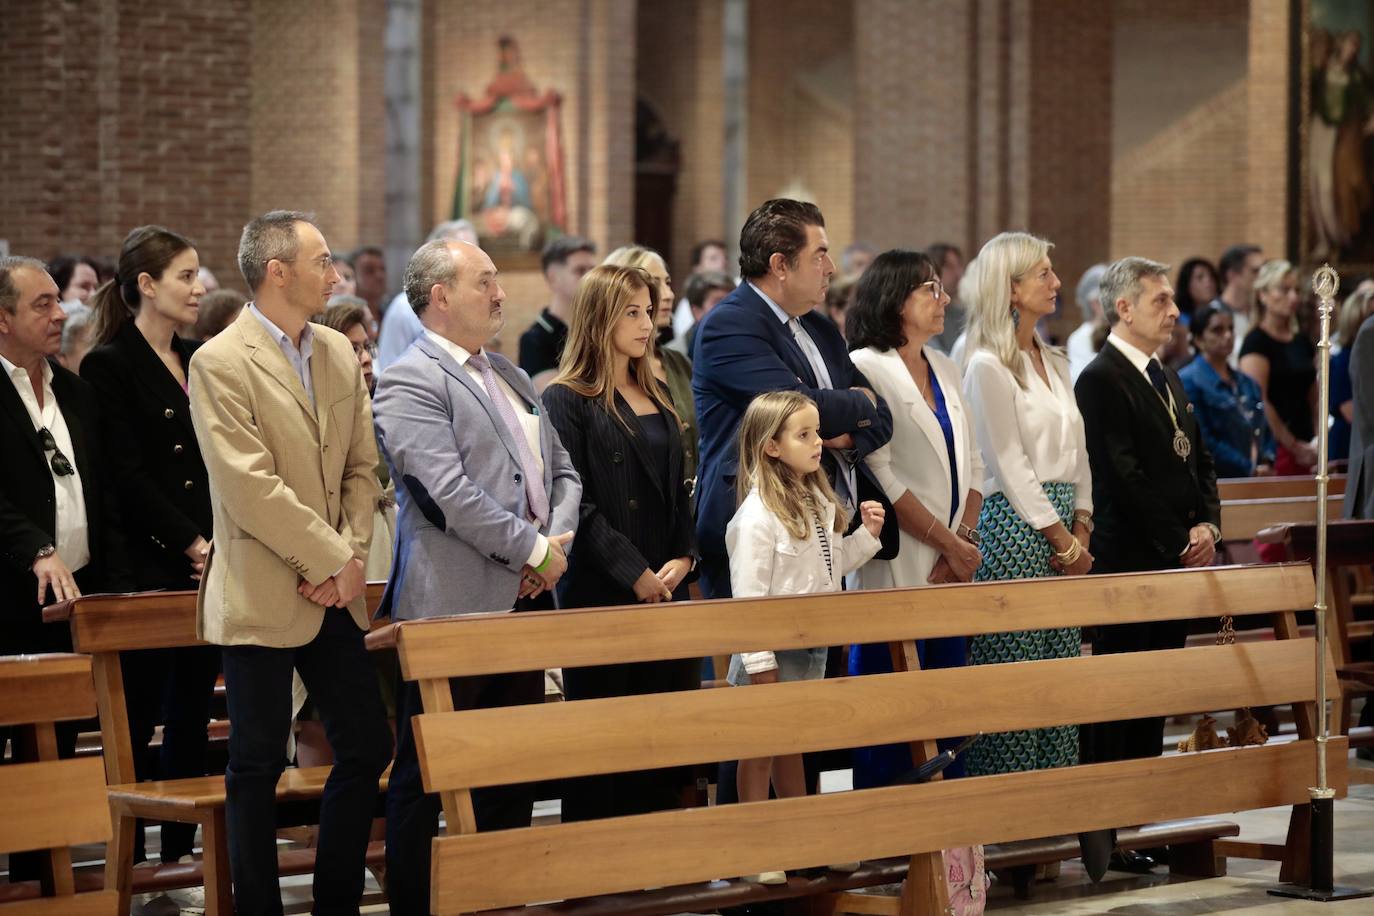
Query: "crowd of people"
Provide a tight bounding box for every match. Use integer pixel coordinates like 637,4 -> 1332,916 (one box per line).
2,197 -> 1371,914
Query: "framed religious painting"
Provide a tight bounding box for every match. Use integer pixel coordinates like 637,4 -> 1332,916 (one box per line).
1294,0 -> 1374,274
453,36 -> 569,268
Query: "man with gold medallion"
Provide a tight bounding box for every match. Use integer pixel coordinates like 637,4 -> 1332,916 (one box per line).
1074,256 -> 1221,872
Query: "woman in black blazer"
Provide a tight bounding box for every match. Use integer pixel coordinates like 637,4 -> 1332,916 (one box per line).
541,264 -> 698,821
80,226 -> 219,877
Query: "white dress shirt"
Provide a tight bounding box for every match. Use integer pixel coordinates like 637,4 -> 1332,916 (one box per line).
424,330 -> 549,568
1067,320 -> 1097,383
1106,330 -> 1155,379
1,353 -> 90,572
249,303 -> 316,409
962,346 -> 1092,529
751,283 -> 855,505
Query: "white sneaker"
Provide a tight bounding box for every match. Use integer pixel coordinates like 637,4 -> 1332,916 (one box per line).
743,870 -> 788,885
130,892 -> 181,916
162,855 -> 206,913
829,861 -> 861,873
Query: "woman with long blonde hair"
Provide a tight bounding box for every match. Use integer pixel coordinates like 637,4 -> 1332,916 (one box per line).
1238,259 -> 1318,473
960,231 -> 1093,780
541,264 -> 699,821
601,245 -> 699,489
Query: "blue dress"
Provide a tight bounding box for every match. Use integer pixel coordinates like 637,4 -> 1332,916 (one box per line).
1330,348 -> 1353,463
849,369 -> 967,787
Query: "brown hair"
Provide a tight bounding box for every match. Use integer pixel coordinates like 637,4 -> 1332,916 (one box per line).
736,390 -> 846,541
550,264 -> 677,430
89,225 -> 195,347
315,301 -> 369,336
737,199 -> 825,280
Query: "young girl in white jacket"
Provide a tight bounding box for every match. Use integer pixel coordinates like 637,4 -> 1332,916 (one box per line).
726,390 -> 885,885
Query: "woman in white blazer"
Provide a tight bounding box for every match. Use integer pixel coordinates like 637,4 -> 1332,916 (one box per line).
844,249 -> 985,788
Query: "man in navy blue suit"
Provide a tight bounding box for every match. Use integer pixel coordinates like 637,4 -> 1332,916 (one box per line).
692,199 -> 893,599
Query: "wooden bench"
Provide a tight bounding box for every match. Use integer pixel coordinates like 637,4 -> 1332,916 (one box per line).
0,654 -> 116,915
43,583 -> 391,916
1217,474 -> 1346,502
376,563 -> 1343,915
1258,519 -> 1374,745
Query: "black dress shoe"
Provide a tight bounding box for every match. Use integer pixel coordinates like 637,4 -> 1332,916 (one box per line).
1109,849 -> 1157,873
1078,829 -> 1113,883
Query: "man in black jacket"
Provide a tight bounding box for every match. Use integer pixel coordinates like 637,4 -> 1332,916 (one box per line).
0,256 -> 131,878
1074,256 -> 1221,875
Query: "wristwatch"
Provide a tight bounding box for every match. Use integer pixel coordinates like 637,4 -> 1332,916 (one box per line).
1205,522 -> 1222,545
957,523 -> 982,546
34,543 -> 56,562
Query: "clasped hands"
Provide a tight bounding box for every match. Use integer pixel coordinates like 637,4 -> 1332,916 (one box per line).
298,556 -> 368,608
633,556 -> 693,603
518,531 -> 575,600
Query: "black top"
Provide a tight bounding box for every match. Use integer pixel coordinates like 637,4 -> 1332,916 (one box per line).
80,323 -> 211,591
0,358 -> 131,633
541,384 -> 696,609
517,307 -> 569,378
1239,327 -> 1316,441
1075,343 -> 1221,573
635,411 -> 671,484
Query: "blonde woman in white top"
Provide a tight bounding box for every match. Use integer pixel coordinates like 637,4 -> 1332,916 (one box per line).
960,232 -> 1093,778
845,249 -> 986,787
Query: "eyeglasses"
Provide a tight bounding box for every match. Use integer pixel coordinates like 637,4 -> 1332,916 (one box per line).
37,427 -> 74,477
268,254 -> 335,271
917,279 -> 947,300
350,340 -> 377,359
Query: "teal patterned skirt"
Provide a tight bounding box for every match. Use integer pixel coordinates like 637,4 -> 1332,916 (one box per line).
966,481 -> 1081,776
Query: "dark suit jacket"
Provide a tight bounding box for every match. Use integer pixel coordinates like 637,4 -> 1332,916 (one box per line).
0,357 -> 131,635
1344,314 -> 1374,519
691,282 -> 894,558
80,323 -> 211,590
542,383 -> 696,608
1075,341 -> 1220,573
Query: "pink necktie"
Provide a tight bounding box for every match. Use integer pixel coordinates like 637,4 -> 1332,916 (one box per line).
467,352 -> 550,526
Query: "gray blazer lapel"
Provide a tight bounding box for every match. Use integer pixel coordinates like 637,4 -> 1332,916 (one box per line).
414,336 -> 523,466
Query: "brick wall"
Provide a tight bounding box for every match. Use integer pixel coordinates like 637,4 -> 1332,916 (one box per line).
250,0 -> 387,260
0,0 -> 383,291
0,0 -> 254,283
1110,0 -> 1250,271
745,0 -> 855,257
636,0 -> 727,282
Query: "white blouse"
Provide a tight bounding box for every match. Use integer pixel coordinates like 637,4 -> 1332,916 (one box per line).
962,347 -> 1092,529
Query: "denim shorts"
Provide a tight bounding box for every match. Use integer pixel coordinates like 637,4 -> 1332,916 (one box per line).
727,646 -> 828,686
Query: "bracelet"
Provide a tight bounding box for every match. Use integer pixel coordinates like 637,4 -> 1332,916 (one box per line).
1054,537 -> 1083,565
534,543 -> 553,573
923,517 -> 937,542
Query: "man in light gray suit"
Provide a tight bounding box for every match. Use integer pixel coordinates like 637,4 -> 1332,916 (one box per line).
374,238 -> 580,915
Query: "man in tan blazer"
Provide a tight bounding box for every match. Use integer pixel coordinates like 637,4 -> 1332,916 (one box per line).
189,210 -> 392,916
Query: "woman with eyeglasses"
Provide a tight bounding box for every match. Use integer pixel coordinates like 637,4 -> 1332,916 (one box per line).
844,249 -> 984,788
79,226 -> 217,901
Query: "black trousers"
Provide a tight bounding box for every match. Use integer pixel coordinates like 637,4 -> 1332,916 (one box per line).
1080,618 -> 1190,763
124,643 -> 221,863
560,658 -> 700,821
221,609 -> 392,916
384,667 -> 544,916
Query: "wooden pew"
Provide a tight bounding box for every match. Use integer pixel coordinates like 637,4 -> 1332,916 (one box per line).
0,654 -> 117,915
376,563 -> 1342,916
1257,519 -> 1374,742
42,582 -> 390,916
1217,474 -> 1346,502
1220,493 -> 1345,543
